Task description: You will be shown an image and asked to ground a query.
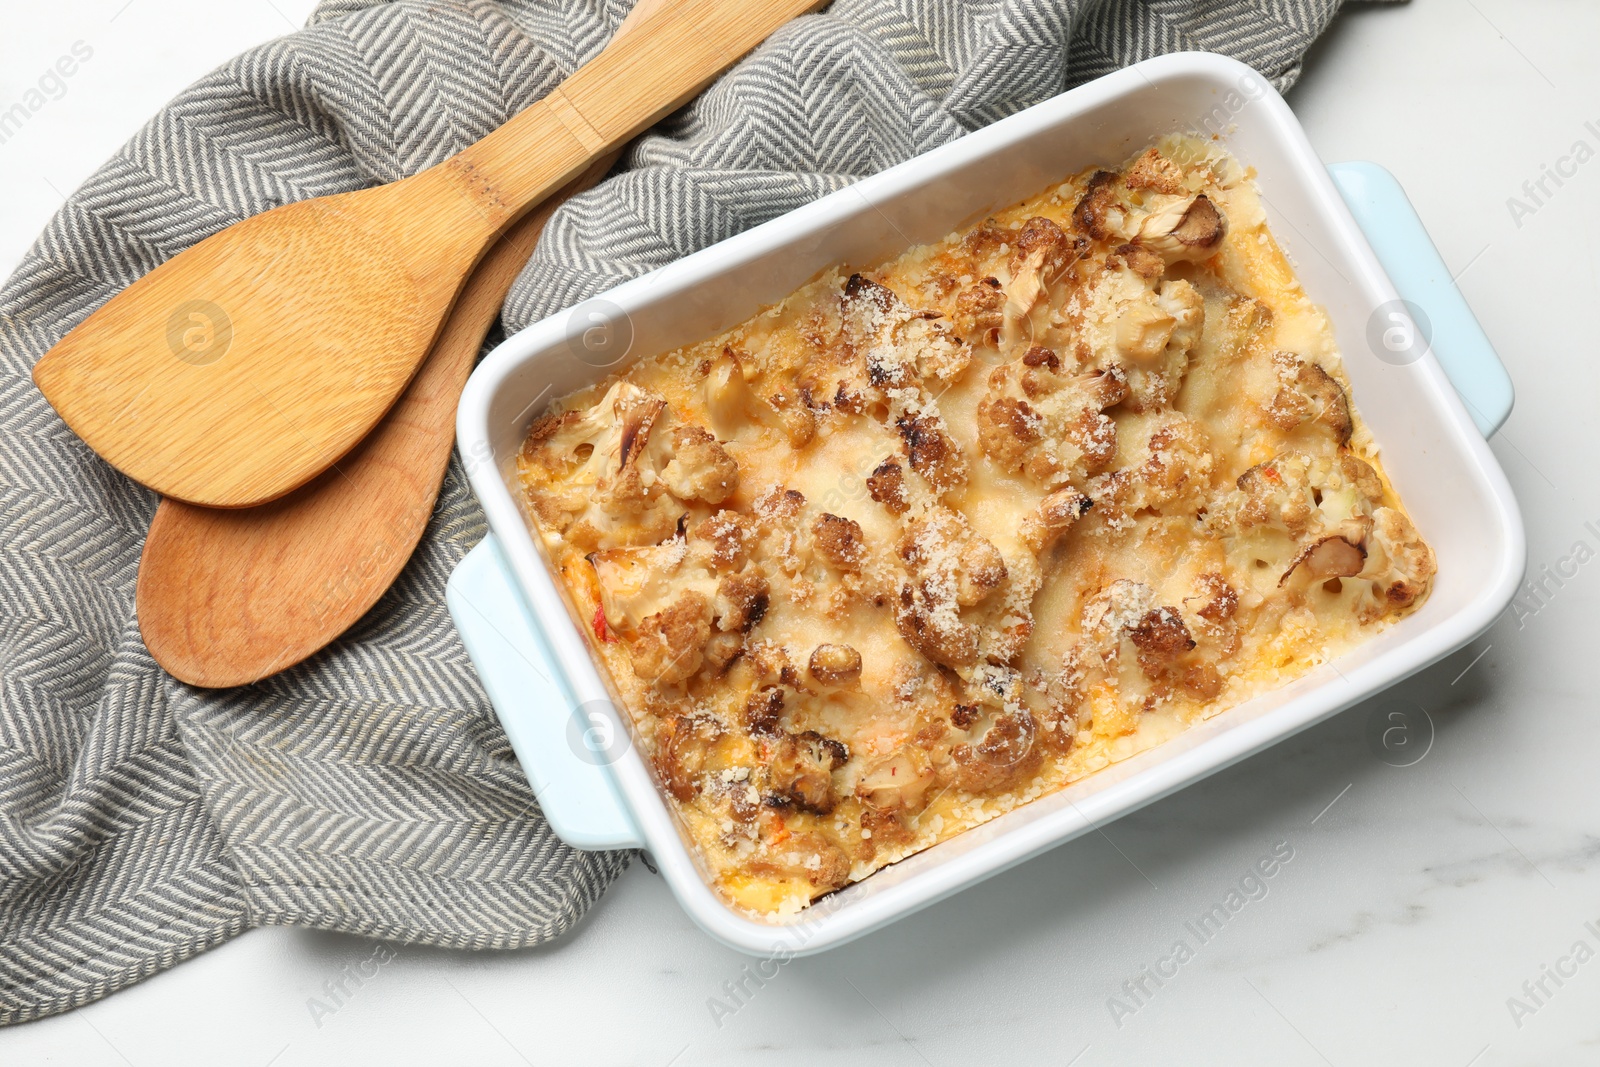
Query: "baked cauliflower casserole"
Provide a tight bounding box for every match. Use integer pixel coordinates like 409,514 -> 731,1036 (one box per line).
517,136 -> 1436,917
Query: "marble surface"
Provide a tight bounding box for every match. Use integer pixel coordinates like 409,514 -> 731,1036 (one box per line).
4,0 -> 1599,1063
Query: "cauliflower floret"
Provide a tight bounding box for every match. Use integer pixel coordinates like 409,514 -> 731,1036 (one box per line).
1113,278 -> 1204,411
1264,352 -> 1353,446
657,424 -> 739,504
855,746 -> 936,813
947,697 -> 1036,796
520,381 -> 677,548
1127,606 -> 1197,679
890,508 -> 1015,671
894,581 -> 979,670
1230,452 -> 1319,536
712,571 -> 769,633
1358,507 -> 1437,614
980,360 -> 1125,485
765,731 -> 849,815
896,411 -> 967,492
1000,216 -> 1080,350
1137,194 -> 1228,263
1009,215 -> 1077,281
705,345 -> 819,448
976,395 -> 1044,473
521,381 -> 739,548
1021,486 -> 1092,552
625,590 -> 714,687
690,510 -> 754,573
749,831 -> 851,891
952,279 -> 1004,346
867,457 -> 909,514
1072,170 -> 1134,242
807,643 -> 863,688
1123,147 -> 1188,195
1095,414 -> 1216,521
812,512 -> 866,572
653,712 -> 723,801
1280,535 -> 1367,588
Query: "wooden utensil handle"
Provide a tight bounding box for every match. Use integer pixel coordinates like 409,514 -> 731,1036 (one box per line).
436,0 -> 819,225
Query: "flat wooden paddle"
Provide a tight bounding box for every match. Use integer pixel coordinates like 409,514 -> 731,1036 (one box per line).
132,0 -> 667,689
134,162 -> 616,690
35,0 -> 816,509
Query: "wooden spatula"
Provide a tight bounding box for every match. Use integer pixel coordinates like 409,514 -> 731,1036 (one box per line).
135,157 -> 614,688
35,0 -> 815,509
132,0 -> 667,689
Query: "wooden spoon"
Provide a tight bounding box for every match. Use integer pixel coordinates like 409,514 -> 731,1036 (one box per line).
132,0 -> 667,689
34,0 -> 815,509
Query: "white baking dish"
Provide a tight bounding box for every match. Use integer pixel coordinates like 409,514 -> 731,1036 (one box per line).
451,51 -> 1523,956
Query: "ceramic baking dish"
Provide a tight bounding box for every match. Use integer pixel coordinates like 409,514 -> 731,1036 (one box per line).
450,51 -> 1523,956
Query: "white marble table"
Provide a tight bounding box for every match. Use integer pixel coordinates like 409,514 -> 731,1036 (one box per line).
4,1 -> 1598,1063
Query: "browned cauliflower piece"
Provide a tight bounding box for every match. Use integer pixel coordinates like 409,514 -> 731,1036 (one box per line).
763,386 -> 818,448
654,712 -> 723,801
625,590 -> 713,686
765,731 -> 850,814
713,571 -> 769,633
1111,241 -> 1167,279
706,346 -> 818,448
807,643 -> 863,688
1095,414 -> 1215,522
1140,416 -> 1215,511
812,513 -> 866,572
1017,344 -> 1063,396
957,536 -> 1008,607
890,508 -> 1014,669
1123,147 -> 1188,195
976,395 -> 1044,473
1072,170 -> 1128,241
867,457 -> 909,514
1010,215 -> 1077,280
1137,194 -> 1228,263
742,684 -> 786,735
657,424 -> 740,504
952,278 -> 1004,346
1265,353 -> 1353,445
1231,453 -> 1319,536
1021,486 -> 1093,552
1341,452 -> 1385,502
899,313 -> 972,385
1115,279 -> 1204,412
896,411 -> 967,492
519,381 -> 679,548
1358,507 -> 1437,613
1192,571 -> 1240,623
691,510 -> 754,573
951,706 -> 1042,795
1280,535 -> 1367,588
1001,219 -> 1081,351
1127,607 -> 1197,679
894,581 -> 979,670
750,831 -> 850,891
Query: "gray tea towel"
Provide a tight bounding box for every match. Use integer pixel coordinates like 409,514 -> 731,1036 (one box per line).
0,0 -> 1385,1024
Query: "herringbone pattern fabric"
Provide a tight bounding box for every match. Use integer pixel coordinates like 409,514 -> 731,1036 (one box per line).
0,0 -> 1379,1024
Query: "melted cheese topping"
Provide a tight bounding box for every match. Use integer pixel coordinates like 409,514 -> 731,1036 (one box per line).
517,137 -> 1436,918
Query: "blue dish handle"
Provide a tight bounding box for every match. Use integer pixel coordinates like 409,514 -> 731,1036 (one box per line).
452,163 -> 1514,852
446,534 -> 643,850
1328,161 -> 1514,436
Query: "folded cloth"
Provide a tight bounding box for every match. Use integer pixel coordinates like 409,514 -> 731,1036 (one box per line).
0,0 -> 1384,1024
